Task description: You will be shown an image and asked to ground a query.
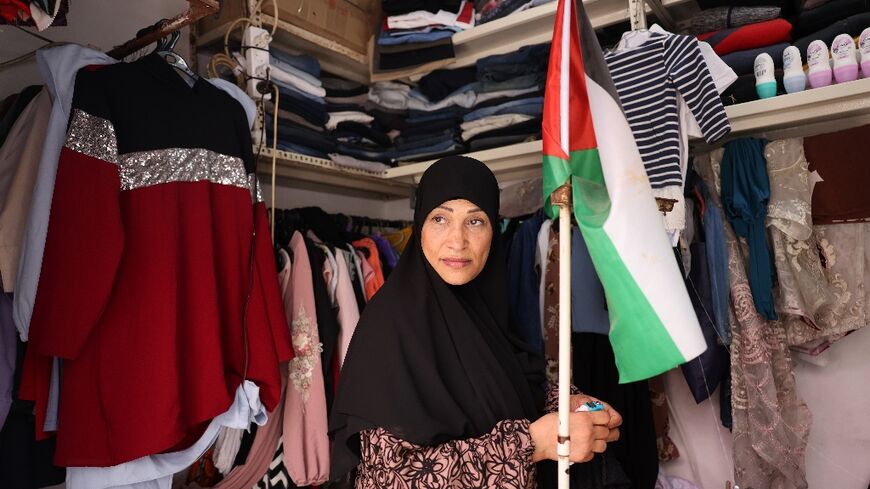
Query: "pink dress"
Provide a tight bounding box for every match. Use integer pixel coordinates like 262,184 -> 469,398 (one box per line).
280,233 -> 330,486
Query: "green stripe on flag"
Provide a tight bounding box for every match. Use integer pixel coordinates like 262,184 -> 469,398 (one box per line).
544,148 -> 686,383
543,149 -> 606,220
577,224 -> 687,383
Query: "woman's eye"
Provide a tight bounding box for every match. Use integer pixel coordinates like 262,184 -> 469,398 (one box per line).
432,215 -> 447,224
469,218 -> 485,226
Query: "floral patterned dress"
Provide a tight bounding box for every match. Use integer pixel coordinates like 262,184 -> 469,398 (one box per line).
354,385 -> 568,488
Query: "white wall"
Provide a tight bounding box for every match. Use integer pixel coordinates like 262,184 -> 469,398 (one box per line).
0,0 -> 193,99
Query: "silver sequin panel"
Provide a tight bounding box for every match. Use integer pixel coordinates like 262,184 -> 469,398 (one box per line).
119,148 -> 248,192
65,109 -> 118,164
66,109 -> 251,193
248,174 -> 264,203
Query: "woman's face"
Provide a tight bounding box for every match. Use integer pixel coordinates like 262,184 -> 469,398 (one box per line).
421,198 -> 493,285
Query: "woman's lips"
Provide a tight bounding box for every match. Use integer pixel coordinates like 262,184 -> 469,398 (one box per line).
441,258 -> 472,269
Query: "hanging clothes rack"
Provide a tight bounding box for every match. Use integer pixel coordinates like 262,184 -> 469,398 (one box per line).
106,0 -> 219,60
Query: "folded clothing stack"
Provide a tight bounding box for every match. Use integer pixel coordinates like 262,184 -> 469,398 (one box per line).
475,0 -> 554,25
706,0 -> 870,105
465,43 -> 547,149
688,6 -> 793,105
261,50 -> 328,155
260,50 -> 398,171
390,43 -> 550,163
261,43 -> 552,168
792,7 -> 870,56
375,0 -> 474,72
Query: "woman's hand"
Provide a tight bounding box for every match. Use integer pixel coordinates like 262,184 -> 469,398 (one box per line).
570,394 -> 623,430
528,411 -> 619,463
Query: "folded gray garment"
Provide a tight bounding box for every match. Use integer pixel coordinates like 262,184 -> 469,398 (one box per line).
690,6 -> 782,35
721,42 -> 789,75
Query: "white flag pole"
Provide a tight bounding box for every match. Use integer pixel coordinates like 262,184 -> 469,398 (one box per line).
551,184 -> 572,489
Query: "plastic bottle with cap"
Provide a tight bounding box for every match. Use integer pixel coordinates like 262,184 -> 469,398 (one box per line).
807,40 -> 833,88
783,46 -> 806,93
755,53 -> 777,99
859,27 -> 870,78
832,34 -> 859,83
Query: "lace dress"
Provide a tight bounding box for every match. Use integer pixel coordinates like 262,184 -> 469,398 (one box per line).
696,149 -> 811,489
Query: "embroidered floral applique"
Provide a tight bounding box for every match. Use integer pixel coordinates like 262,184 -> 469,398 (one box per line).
289,304 -> 323,402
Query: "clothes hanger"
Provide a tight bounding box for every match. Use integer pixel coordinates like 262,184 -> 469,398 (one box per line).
153,20 -> 198,83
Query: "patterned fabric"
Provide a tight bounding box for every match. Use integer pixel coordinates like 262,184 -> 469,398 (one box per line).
791,223 -> 869,349
542,223 -> 560,384
253,437 -> 293,489
356,419 -> 536,489
697,150 -> 811,489
764,138 -> 867,352
649,375 -> 679,463
350,382 -> 575,489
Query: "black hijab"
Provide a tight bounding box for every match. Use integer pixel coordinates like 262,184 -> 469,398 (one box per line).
329,155 -> 546,480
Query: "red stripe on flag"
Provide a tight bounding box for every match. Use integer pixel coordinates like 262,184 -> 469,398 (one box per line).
542,0 -> 598,160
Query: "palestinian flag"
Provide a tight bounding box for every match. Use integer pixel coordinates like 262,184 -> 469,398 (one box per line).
542,0 -> 706,383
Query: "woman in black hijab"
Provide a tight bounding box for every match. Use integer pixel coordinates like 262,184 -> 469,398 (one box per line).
329,156 -> 621,488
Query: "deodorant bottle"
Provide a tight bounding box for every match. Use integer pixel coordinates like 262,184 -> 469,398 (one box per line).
783,46 -> 806,93
832,34 -> 859,83
755,53 -> 777,99
859,27 -> 870,77
807,40 -> 833,88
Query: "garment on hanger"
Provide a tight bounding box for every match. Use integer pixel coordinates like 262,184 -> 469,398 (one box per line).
764,139 -> 833,329
0,85 -> 41,148
679,242 -> 729,405
696,178 -> 731,345
280,235 -> 330,486
719,138 -> 778,320
67,381 -> 268,489
507,212 -> 545,353
20,51 -> 293,467
696,150 -> 811,489
573,333 -> 659,489
0,89 -> 51,294
790,222 -> 869,351
604,31 -> 730,236
352,238 -> 386,300
305,239 -> 340,412
210,377 -> 286,489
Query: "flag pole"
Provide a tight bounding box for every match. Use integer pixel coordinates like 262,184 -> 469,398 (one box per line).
550,183 -> 572,489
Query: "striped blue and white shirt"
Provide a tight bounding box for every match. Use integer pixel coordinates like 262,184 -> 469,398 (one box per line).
604,32 -> 730,190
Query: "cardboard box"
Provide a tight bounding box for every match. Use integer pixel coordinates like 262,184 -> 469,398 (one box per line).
198,0 -> 379,57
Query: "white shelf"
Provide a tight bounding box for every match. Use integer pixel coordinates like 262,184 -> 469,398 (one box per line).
372,0 -> 693,82
384,140 -> 544,184
717,77 -> 870,142
258,147 -> 413,199
384,79 -> 870,184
